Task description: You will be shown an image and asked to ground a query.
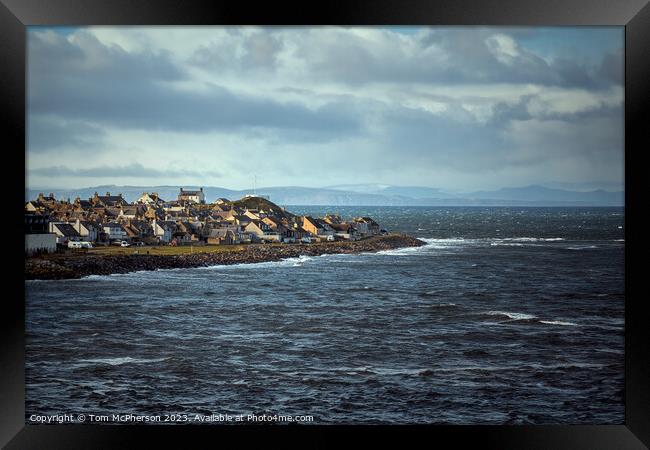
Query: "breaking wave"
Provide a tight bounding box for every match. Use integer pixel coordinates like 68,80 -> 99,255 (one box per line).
76,356 -> 170,366
485,311 -> 537,321
539,320 -> 578,326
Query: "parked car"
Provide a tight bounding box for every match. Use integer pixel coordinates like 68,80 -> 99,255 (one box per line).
300,237 -> 312,244
120,241 -> 131,247
132,242 -> 145,247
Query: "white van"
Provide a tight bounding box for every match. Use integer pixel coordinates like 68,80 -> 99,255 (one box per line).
68,241 -> 93,249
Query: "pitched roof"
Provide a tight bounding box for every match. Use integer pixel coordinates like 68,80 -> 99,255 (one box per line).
121,205 -> 142,214
104,222 -> 125,230
53,223 -> 81,237
179,189 -> 203,197
105,207 -> 121,217
96,195 -> 126,206
75,200 -> 93,209
79,221 -> 101,230
156,221 -> 177,231
330,223 -> 352,232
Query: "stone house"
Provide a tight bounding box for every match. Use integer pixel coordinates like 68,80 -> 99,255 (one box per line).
178,187 -> 205,204
91,192 -> 128,208
206,228 -> 238,245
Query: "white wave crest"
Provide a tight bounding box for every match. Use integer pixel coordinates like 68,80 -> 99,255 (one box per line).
495,237 -> 565,242
486,310 -> 536,320
202,255 -> 315,270
77,356 -> 170,366
540,320 -> 578,326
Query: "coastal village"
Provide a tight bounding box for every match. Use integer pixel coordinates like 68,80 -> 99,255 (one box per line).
25,188 -> 383,255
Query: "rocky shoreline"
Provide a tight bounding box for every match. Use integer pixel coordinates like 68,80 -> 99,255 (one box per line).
25,234 -> 426,281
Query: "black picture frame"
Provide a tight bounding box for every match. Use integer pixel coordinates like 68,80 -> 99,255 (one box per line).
3,0 -> 648,448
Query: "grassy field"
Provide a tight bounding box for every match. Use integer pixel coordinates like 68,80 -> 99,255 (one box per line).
41,235 -> 390,258
86,244 -> 247,256
85,243 -> 291,256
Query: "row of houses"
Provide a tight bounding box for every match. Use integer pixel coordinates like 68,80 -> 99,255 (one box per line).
25,188 -> 383,254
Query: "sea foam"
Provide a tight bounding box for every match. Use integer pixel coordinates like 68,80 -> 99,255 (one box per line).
539,320 -> 578,326
485,311 -> 536,321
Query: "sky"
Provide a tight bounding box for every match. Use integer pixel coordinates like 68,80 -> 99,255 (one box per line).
26,26 -> 624,192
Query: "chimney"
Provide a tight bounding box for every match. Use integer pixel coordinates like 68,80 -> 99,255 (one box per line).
106,192 -> 110,196
180,187 -> 184,192
200,187 -> 203,192
49,193 -> 54,198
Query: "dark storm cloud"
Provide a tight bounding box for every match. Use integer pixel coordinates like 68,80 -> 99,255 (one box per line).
26,27 -> 624,190
30,79 -> 362,135
369,102 -> 509,172
27,116 -> 106,153
28,31 -> 184,83
598,49 -> 624,85
356,95 -> 622,176
28,31 -> 362,144
29,163 -> 221,179
291,28 -> 620,88
488,96 -> 535,125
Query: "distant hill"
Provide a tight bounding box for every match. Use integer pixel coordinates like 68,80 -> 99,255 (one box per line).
26,184 -> 624,206
327,184 -> 456,199
461,185 -> 624,204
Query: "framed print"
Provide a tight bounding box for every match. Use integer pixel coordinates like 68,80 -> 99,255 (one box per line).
2,0 -> 648,448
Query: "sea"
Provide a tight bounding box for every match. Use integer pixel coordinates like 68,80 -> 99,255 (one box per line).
25,206 -> 625,424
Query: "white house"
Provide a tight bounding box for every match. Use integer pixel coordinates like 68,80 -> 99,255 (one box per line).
103,222 -> 128,241
152,220 -> 175,243
178,187 -> 205,204
73,219 -> 100,242
48,222 -> 82,244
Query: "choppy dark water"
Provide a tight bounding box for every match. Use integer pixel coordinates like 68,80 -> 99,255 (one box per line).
25,207 -> 625,424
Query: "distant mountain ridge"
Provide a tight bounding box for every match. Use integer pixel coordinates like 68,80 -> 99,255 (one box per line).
25,184 -> 624,206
